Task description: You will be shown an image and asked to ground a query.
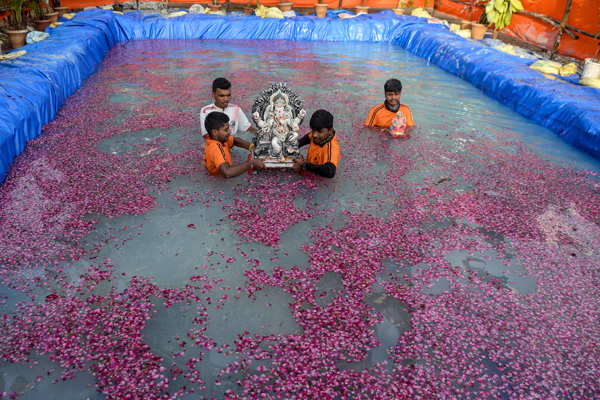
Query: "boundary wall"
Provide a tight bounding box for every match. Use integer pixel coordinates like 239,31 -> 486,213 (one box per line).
0,10 -> 599,183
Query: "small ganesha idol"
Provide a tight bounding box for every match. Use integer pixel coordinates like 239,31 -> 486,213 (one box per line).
389,110 -> 409,138
251,82 -> 306,168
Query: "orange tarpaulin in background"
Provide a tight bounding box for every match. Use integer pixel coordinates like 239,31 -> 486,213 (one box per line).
59,0 -> 599,60
61,0 -> 112,7
213,0 -> 427,8
436,0 -> 599,59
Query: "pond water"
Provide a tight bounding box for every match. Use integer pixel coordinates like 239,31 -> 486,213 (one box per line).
1,39 -> 599,399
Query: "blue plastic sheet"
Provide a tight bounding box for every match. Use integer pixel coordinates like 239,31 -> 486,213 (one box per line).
1,10 -> 599,183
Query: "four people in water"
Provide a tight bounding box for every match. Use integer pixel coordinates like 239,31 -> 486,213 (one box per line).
203,77 -> 414,179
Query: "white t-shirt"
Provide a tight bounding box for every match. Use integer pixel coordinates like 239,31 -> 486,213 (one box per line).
200,103 -> 252,137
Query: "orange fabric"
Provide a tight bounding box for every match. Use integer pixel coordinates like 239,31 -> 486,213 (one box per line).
437,0 -> 483,21
307,132 -> 340,168
558,34 -> 600,61
557,0 -> 600,59
203,0 -> 426,7
503,13 -> 556,49
365,103 -> 414,129
204,136 -> 234,175
61,0 -> 111,7
437,0 -> 599,60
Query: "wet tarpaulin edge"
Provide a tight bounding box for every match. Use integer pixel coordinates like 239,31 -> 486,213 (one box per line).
0,10 -> 599,184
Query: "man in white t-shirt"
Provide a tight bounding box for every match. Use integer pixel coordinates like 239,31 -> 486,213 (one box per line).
200,77 -> 256,137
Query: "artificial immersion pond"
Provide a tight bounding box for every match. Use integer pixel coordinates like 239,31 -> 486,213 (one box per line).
0,39 -> 599,399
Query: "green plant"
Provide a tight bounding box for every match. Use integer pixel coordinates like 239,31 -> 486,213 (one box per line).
485,0 -> 523,31
28,0 -> 48,20
5,0 -> 27,27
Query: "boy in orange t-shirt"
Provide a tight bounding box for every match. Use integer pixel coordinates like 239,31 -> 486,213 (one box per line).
292,109 -> 340,179
203,111 -> 265,178
365,78 -> 414,137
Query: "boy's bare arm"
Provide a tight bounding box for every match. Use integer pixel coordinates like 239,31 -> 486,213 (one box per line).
233,136 -> 252,150
218,158 -> 265,179
218,160 -> 252,178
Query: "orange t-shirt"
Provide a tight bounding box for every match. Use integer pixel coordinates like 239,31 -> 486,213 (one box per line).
307,132 -> 340,167
204,136 -> 234,175
364,103 -> 414,129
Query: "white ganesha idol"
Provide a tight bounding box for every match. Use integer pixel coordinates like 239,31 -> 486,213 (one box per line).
251,83 -> 306,168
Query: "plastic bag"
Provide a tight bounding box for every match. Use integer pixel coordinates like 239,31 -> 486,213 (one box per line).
166,11 -> 188,18
530,60 -> 562,75
411,8 -> 432,18
0,50 -> 26,61
188,4 -> 205,14
455,29 -> 471,38
265,7 -> 284,18
26,31 -> 50,44
494,43 -> 518,56
559,62 -> 578,77
579,77 -> 600,89
255,5 -> 284,19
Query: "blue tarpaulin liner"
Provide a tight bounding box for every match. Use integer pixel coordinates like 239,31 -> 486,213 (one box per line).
1,10 -> 599,183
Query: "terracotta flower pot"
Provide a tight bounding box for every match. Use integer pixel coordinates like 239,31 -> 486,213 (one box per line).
278,2 -> 293,12
47,11 -> 59,23
314,3 -> 327,17
35,18 -> 52,31
55,6 -> 70,17
355,5 -> 368,15
5,28 -> 28,49
460,20 -> 471,29
471,23 -> 486,40
207,3 -> 221,11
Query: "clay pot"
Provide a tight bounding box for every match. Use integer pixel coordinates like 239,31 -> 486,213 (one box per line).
207,3 -> 221,11
5,28 -> 27,49
460,20 -> 471,29
470,23 -> 486,40
55,6 -> 70,17
314,3 -> 327,17
278,2 -> 293,12
47,11 -> 59,23
392,8 -> 405,15
355,5 -> 368,15
35,18 -> 52,31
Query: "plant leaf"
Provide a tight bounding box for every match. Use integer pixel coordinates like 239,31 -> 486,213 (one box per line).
510,0 -> 524,11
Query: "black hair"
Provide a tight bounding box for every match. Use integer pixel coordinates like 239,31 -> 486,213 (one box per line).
309,109 -> 334,131
384,78 -> 403,93
205,111 -> 229,137
212,77 -> 231,93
